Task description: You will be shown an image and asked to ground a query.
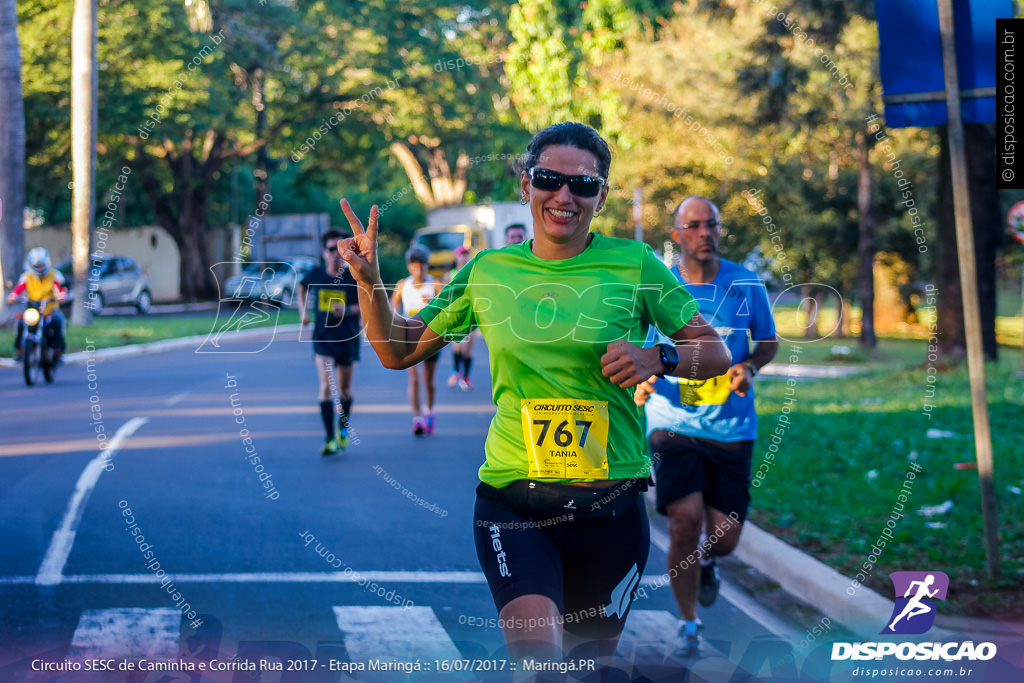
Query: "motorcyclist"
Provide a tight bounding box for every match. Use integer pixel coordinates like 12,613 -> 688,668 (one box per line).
7,247 -> 68,362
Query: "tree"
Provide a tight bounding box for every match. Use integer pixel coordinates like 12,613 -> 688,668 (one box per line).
0,0 -> 25,322
69,0 -> 211,319
507,0 -> 635,136
381,2 -> 529,208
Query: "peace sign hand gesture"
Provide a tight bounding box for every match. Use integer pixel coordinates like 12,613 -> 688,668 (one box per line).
339,199 -> 380,285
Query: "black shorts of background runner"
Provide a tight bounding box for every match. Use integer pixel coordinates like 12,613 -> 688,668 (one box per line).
313,338 -> 360,366
650,430 -> 753,520
473,481 -> 649,640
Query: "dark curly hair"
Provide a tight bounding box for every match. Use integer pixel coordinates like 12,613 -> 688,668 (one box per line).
522,122 -> 611,180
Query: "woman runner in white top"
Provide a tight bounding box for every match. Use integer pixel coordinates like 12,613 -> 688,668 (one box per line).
391,246 -> 444,435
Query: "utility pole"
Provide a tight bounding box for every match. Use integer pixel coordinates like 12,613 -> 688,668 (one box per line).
938,0 -> 1000,579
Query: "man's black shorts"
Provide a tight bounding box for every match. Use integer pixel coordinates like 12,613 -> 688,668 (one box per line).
649,430 -> 753,520
473,481 -> 649,640
313,338 -> 360,366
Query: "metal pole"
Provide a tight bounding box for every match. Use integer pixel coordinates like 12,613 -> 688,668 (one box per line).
937,0 -> 1001,578
633,187 -> 643,242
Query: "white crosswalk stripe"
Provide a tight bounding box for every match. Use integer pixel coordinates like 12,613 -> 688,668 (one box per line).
65,605 -> 683,667
619,608 -> 680,652
67,608 -> 181,661
333,605 -> 469,676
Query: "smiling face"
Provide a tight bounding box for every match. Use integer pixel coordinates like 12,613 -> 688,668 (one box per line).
520,145 -> 608,256
672,197 -> 722,266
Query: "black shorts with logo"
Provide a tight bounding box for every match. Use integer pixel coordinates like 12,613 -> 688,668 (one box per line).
649,430 -> 753,520
473,479 -> 649,639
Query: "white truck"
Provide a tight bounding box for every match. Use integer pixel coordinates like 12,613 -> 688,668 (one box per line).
411,202 -> 533,277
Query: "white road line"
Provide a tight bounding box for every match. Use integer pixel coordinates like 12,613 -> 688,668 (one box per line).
648,521 -> 803,645
35,417 -> 149,586
67,608 -> 180,661
333,606 -> 466,673
1,570 -> 682,586
165,391 -> 191,406
1,568 -> 691,586
2,570 -> 488,585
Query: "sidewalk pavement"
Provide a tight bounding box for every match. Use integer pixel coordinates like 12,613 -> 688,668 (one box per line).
0,323 -> 302,369
4,327 -> 1019,642
735,521 -> 1023,640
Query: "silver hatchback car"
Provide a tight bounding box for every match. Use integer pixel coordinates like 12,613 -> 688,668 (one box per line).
58,255 -> 153,314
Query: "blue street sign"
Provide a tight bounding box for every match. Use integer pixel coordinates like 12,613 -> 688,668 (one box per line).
877,0 -> 1012,128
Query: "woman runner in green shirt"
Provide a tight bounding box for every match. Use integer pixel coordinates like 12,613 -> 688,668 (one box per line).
339,122 -> 731,671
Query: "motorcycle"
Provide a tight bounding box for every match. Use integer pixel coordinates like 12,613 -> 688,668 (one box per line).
16,297 -> 60,386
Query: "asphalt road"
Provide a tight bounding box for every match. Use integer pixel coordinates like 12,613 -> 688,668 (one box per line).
0,326 -> 803,682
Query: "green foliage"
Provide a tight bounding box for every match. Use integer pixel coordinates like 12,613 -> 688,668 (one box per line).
507,0 -> 636,135
562,1 -> 940,299
753,348 -> 1024,617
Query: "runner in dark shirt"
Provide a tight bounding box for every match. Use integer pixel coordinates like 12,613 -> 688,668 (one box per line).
299,230 -> 362,456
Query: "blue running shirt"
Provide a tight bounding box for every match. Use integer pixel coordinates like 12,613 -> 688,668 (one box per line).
645,259 -> 775,442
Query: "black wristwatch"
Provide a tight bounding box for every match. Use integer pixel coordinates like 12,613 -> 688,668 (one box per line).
656,343 -> 679,377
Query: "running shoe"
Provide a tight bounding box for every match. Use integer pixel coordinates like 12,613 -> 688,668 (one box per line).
424,411 -> 435,435
321,438 -> 340,456
412,417 -> 426,436
458,376 -> 473,391
699,558 -> 721,607
337,427 -> 350,450
447,372 -> 461,387
675,619 -> 703,658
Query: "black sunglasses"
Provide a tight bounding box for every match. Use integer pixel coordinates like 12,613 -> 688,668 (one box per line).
528,168 -> 606,198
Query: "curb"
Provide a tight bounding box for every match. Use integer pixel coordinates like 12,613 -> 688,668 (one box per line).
0,324 -> 303,369
734,522 -> 895,639
735,522 -> 1019,639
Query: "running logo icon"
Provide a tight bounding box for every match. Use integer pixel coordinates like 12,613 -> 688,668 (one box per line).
881,571 -> 949,635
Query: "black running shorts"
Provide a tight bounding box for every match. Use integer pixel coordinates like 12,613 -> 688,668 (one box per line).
313,338 -> 360,366
649,430 -> 753,521
473,481 -> 649,640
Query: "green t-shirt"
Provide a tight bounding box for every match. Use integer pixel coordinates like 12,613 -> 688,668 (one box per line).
419,233 -> 698,488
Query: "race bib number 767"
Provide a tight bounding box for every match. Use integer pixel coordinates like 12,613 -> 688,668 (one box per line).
521,399 -> 609,479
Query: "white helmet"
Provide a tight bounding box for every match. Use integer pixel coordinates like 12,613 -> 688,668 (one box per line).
26,247 -> 51,275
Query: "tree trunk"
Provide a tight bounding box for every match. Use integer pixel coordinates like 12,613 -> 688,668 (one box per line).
857,132 -> 876,348
389,141 -> 468,208
175,221 -> 216,301
0,0 -> 25,323
801,284 -> 820,339
967,124 -> 998,361
833,291 -> 846,338
936,124 -> 999,362
133,138 -> 223,301
160,185 -> 216,301
70,0 -> 96,327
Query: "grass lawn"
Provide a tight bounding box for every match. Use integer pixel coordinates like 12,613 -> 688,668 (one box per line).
752,341 -> 1024,620
0,309 -> 301,357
